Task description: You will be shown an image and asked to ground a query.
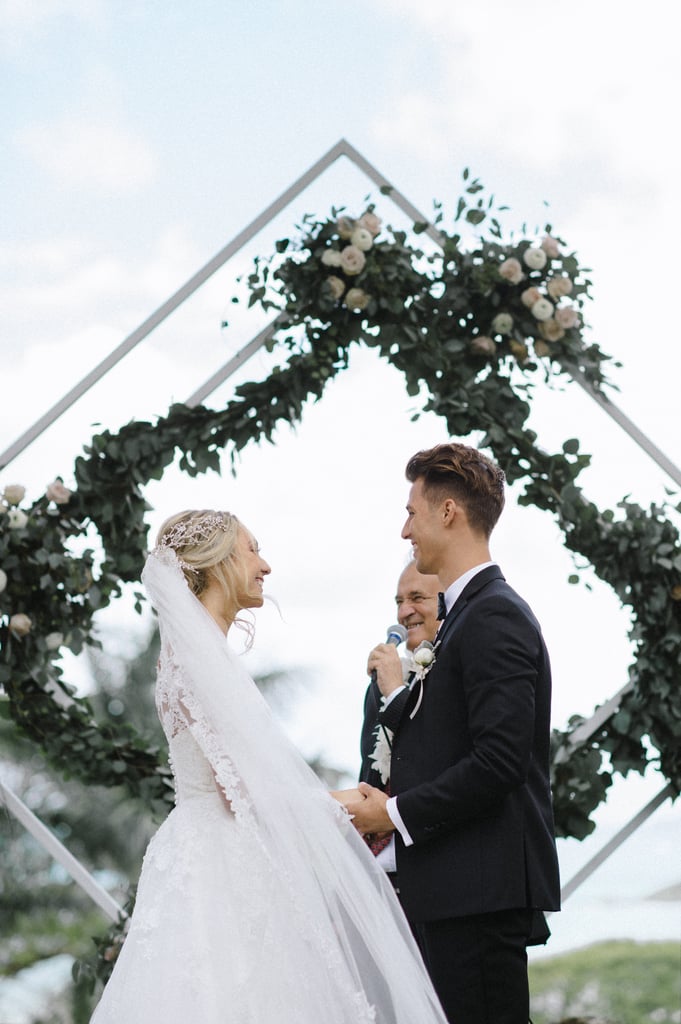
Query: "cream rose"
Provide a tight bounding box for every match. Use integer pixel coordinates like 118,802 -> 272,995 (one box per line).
523,246 -> 548,271
45,631 -> 65,651
491,312 -> 513,335
540,235 -> 561,258
547,276 -> 573,299
350,227 -> 373,252
339,245 -> 366,276
3,484 -> 26,506
336,216 -> 355,239
531,298 -> 555,321
521,286 -> 543,308
9,613 -> 32,637
539,319 -> 566,342
470,335 -> 496,357
325,275 -> 346,300
7,508 -> 28,529
0,568 -> 7,593
358,211 -> 382,237
321,249 -> 342,268
555,305 -> 579,330
499,258 -> 524,284
345,287 -> 371,311
413,642 -> 435,667
46,480 -> 72,505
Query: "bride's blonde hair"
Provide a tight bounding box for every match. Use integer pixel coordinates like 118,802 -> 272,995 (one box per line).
156,509 -> 255,643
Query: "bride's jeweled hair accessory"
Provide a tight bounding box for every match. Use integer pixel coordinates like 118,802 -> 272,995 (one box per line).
156,511 -> 233,572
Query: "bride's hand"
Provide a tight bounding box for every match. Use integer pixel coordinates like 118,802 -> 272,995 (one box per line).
330,787 -> 366,805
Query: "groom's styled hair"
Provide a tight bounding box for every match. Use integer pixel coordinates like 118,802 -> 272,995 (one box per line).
406,443 -> 505,538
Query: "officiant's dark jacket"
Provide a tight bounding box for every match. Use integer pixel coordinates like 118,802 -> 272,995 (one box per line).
362,565 -> 560,925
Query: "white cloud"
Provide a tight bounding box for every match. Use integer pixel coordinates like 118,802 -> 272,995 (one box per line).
16,115 -> 156,191
0,0 -> 104,50
372,0 -> 681,178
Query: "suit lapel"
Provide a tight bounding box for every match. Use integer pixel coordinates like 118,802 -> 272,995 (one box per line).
393,567 -> 506,732
435,564 -> 505,646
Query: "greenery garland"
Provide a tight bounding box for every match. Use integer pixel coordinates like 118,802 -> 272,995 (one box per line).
1,173 -> 679,842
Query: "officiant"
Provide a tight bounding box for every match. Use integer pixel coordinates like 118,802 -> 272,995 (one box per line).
359,560 -> 440,878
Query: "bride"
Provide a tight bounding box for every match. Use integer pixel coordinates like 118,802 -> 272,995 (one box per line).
90,509 -> 447,1023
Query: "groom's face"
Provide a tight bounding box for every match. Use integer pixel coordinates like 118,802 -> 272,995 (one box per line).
401,478 -> 445,577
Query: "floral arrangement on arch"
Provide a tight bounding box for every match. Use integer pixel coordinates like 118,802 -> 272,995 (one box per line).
242,175 -> 611,394
316,209 -> 383,312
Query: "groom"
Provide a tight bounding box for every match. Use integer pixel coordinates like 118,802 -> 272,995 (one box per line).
343,443 -> 560,1024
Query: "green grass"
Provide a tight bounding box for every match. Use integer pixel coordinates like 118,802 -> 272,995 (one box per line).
529,939 -> 681,1023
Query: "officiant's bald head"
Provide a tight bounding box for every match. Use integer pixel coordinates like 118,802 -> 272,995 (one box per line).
395,561 -> 440,652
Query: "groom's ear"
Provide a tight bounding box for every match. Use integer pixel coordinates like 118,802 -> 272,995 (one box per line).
441,498 -> 458,526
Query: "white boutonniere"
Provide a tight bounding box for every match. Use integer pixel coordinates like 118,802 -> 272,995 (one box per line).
369,724 -> 393,785
409,640 -> 439,719
412,640 -> 437,679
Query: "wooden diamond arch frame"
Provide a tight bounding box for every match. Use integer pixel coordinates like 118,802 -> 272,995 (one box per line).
1,140 -> 679,924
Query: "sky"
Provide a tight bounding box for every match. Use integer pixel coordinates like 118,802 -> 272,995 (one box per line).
1,0 -> 680,964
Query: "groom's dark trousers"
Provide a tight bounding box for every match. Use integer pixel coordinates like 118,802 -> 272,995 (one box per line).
361,566 -> 560,1024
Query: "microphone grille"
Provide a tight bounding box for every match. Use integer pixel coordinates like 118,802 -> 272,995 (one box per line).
386,623 -> 408,645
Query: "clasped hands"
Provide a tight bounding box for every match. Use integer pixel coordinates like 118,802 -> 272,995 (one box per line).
330,783 -> 394,836
328,642 -> 403,835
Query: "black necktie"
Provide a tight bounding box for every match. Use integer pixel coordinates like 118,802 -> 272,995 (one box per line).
437,591 -> 447,620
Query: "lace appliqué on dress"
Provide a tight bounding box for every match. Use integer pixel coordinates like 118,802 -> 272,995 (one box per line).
155,642 -> 256,829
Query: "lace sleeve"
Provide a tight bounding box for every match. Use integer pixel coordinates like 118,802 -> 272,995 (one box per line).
156,641 -> 254,825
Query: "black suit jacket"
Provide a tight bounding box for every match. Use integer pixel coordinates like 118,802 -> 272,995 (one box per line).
360,675 -> 413,791
369,565 -> 561,924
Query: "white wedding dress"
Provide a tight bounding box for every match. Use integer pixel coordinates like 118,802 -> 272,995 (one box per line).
89,549 -> 447,1024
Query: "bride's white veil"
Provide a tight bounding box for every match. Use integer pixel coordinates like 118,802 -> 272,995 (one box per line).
142,546 -> 446,1024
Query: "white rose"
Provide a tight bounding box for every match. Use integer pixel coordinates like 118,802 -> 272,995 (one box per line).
531,298 -> 555,321
45,480 -> 72,505
7,508 -> 28,529
498,258 -> 524,284
321,249 -> 342,267
339,245 -> 366,276
350,227 -> 373,252
470,335 -> 496,357
3,484 -> 26,506
345,287 -> 371,311
540,235 -> 561,258
413,643 -> 435,667
0,568 -> 7,593
521,286 -> 543,308
325,275 -> 345,300
539,319 -> 566,342
9,613 -> 32,637
491,312 -> 513,335
336,216 -> 355,240
523,246 -> 548,271
45,631 -> 65,651
555,305 -> 579,329
358,212 -> 382,236
547,276 -> 573,299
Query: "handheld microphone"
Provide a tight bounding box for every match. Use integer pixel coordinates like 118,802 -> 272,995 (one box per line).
385,624 -> 408,647
371,623 -> 408,684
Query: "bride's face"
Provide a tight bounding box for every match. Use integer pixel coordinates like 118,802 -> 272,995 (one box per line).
235,528 -> 271,609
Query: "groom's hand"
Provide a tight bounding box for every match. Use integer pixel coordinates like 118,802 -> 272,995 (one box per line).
343,782 -> 394,835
